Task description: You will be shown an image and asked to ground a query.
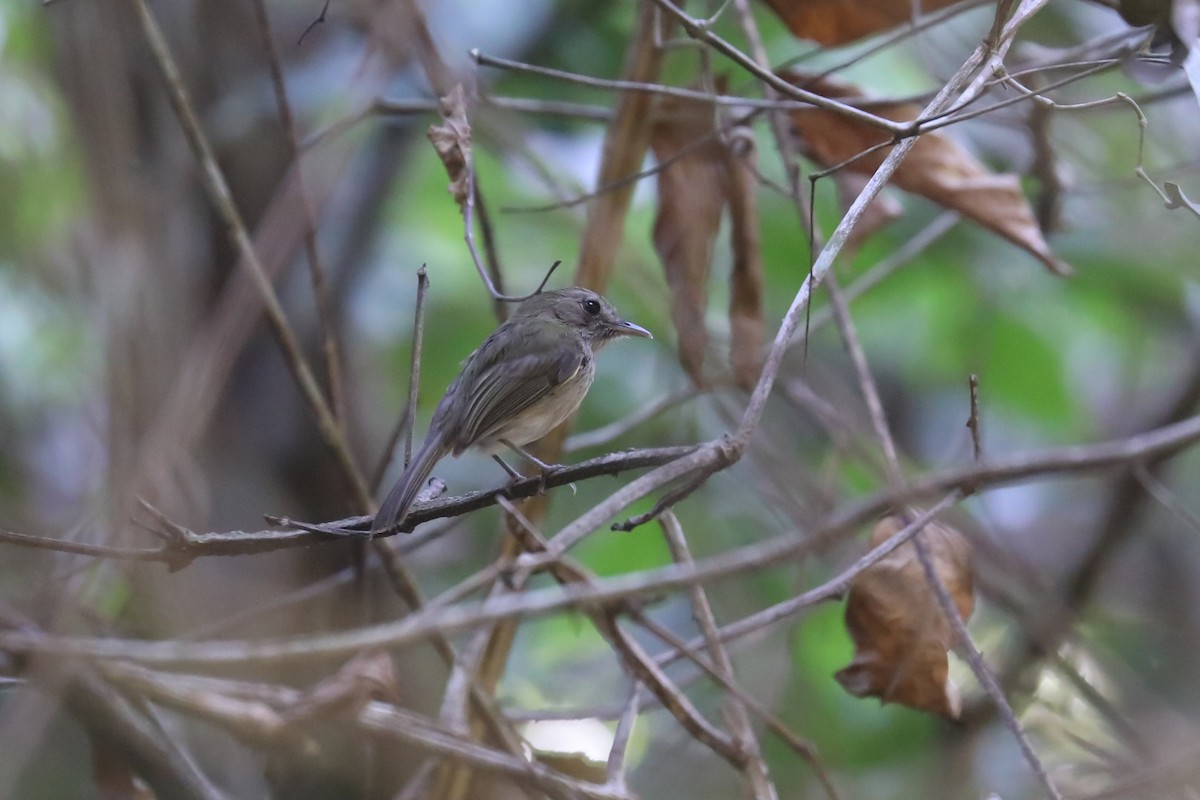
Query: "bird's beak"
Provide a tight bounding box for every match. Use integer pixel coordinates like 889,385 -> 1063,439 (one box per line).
615,320 -> 653,339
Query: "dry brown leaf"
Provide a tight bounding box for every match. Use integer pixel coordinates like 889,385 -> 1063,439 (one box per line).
651,95 -> 765,387
652,99 -> 726,385
782,72 -> 1072,275
725,131 -> 766,390
835,514 -> 974,718
760,0 -> 965,46
427,84 -> 472,208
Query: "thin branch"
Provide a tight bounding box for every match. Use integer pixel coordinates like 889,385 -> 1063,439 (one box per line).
565,384 -> 704,452
395,759 -> 439,800
798,211 -> 960,338
471,50 -> 887,119
459,160 -> 556,303
0,527 -> 167,563
610,466 -> 716,532
372,266 -> 431,491
503,114 -> 740,215
655,493 -> 963,672
917,59 -> 1117,133
641,2 -> 906,134
915,533 -> 1065,799
34,417 -> 1200,663
659,512 -> 777,800
604,685 -> 640,793
304,94 -> 613,153
967,374 -> 983,463
297,0 -> 329,45
1134,465 -> 1200,536
60,669 -> 225,800
472,182 -> 510,321
492,497 -> 745,768
627,601 -> 843,800
9,402 -> 1200,570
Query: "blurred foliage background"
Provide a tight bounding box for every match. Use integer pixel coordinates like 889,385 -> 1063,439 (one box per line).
1,0 -> 1199,798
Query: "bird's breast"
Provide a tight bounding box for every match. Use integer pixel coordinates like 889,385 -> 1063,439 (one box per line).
475,356 -> 596,453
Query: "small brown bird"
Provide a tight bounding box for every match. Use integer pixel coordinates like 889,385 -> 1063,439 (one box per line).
373,287 -> 651,535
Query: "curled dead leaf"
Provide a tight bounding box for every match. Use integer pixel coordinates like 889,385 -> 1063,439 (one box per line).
427,84 -> 472,208
781,71 -> 1072,275
651,94 -> 765,387
835,514 -> 974,718
760,0 -> 966,46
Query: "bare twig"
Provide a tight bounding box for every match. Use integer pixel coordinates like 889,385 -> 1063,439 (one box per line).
565,384 -> 704,452
1135,465 -> 1200,535
627,603 -> 843,800
491,498 -> 745,768
914,533 -> 1065,799
69,681 -> 225,800
10,406 -> 1200,668
610,465 -> 717,532
605,686 -> 641,793
660,512 -> 777,800
0,527 -> 166,563
674,492 -> 961,659
471,49 -> 882,118
643,3 -> 908,134
967,374 -> 983,464
372,266 -> 431,491
472,182 -> 510,321
395,759 -> 438,800
297,0 -> 329,45
798,211 -> 960,338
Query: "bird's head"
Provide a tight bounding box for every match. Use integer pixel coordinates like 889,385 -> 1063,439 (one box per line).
518,287 -> 652,348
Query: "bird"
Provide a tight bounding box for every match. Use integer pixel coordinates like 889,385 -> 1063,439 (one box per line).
372,287 -> 652,535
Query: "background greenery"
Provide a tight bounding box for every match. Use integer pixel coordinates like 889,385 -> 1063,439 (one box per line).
1,0 -> 1198,797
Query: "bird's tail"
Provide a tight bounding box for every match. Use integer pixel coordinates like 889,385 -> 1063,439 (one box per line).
372,433 -> 448,535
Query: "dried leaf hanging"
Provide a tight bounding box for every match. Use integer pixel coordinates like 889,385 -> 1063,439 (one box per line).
836,515 -> 974,718
651,95 -> 765,388
782,71 -> 1072,275
427,84 -> 472,208
760,0 -> 966,46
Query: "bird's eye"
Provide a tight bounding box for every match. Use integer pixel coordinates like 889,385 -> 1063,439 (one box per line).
583,299 -> 601,316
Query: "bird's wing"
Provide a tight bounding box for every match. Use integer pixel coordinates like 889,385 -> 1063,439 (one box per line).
448,339 -> 585,453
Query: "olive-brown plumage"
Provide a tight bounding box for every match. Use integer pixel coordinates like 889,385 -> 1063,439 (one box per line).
373,287 -> 651,534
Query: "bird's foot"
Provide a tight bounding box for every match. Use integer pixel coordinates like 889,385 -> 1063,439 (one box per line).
492,455 -> 529,499
502,439 -> 564,473
499,440 -> 567,495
